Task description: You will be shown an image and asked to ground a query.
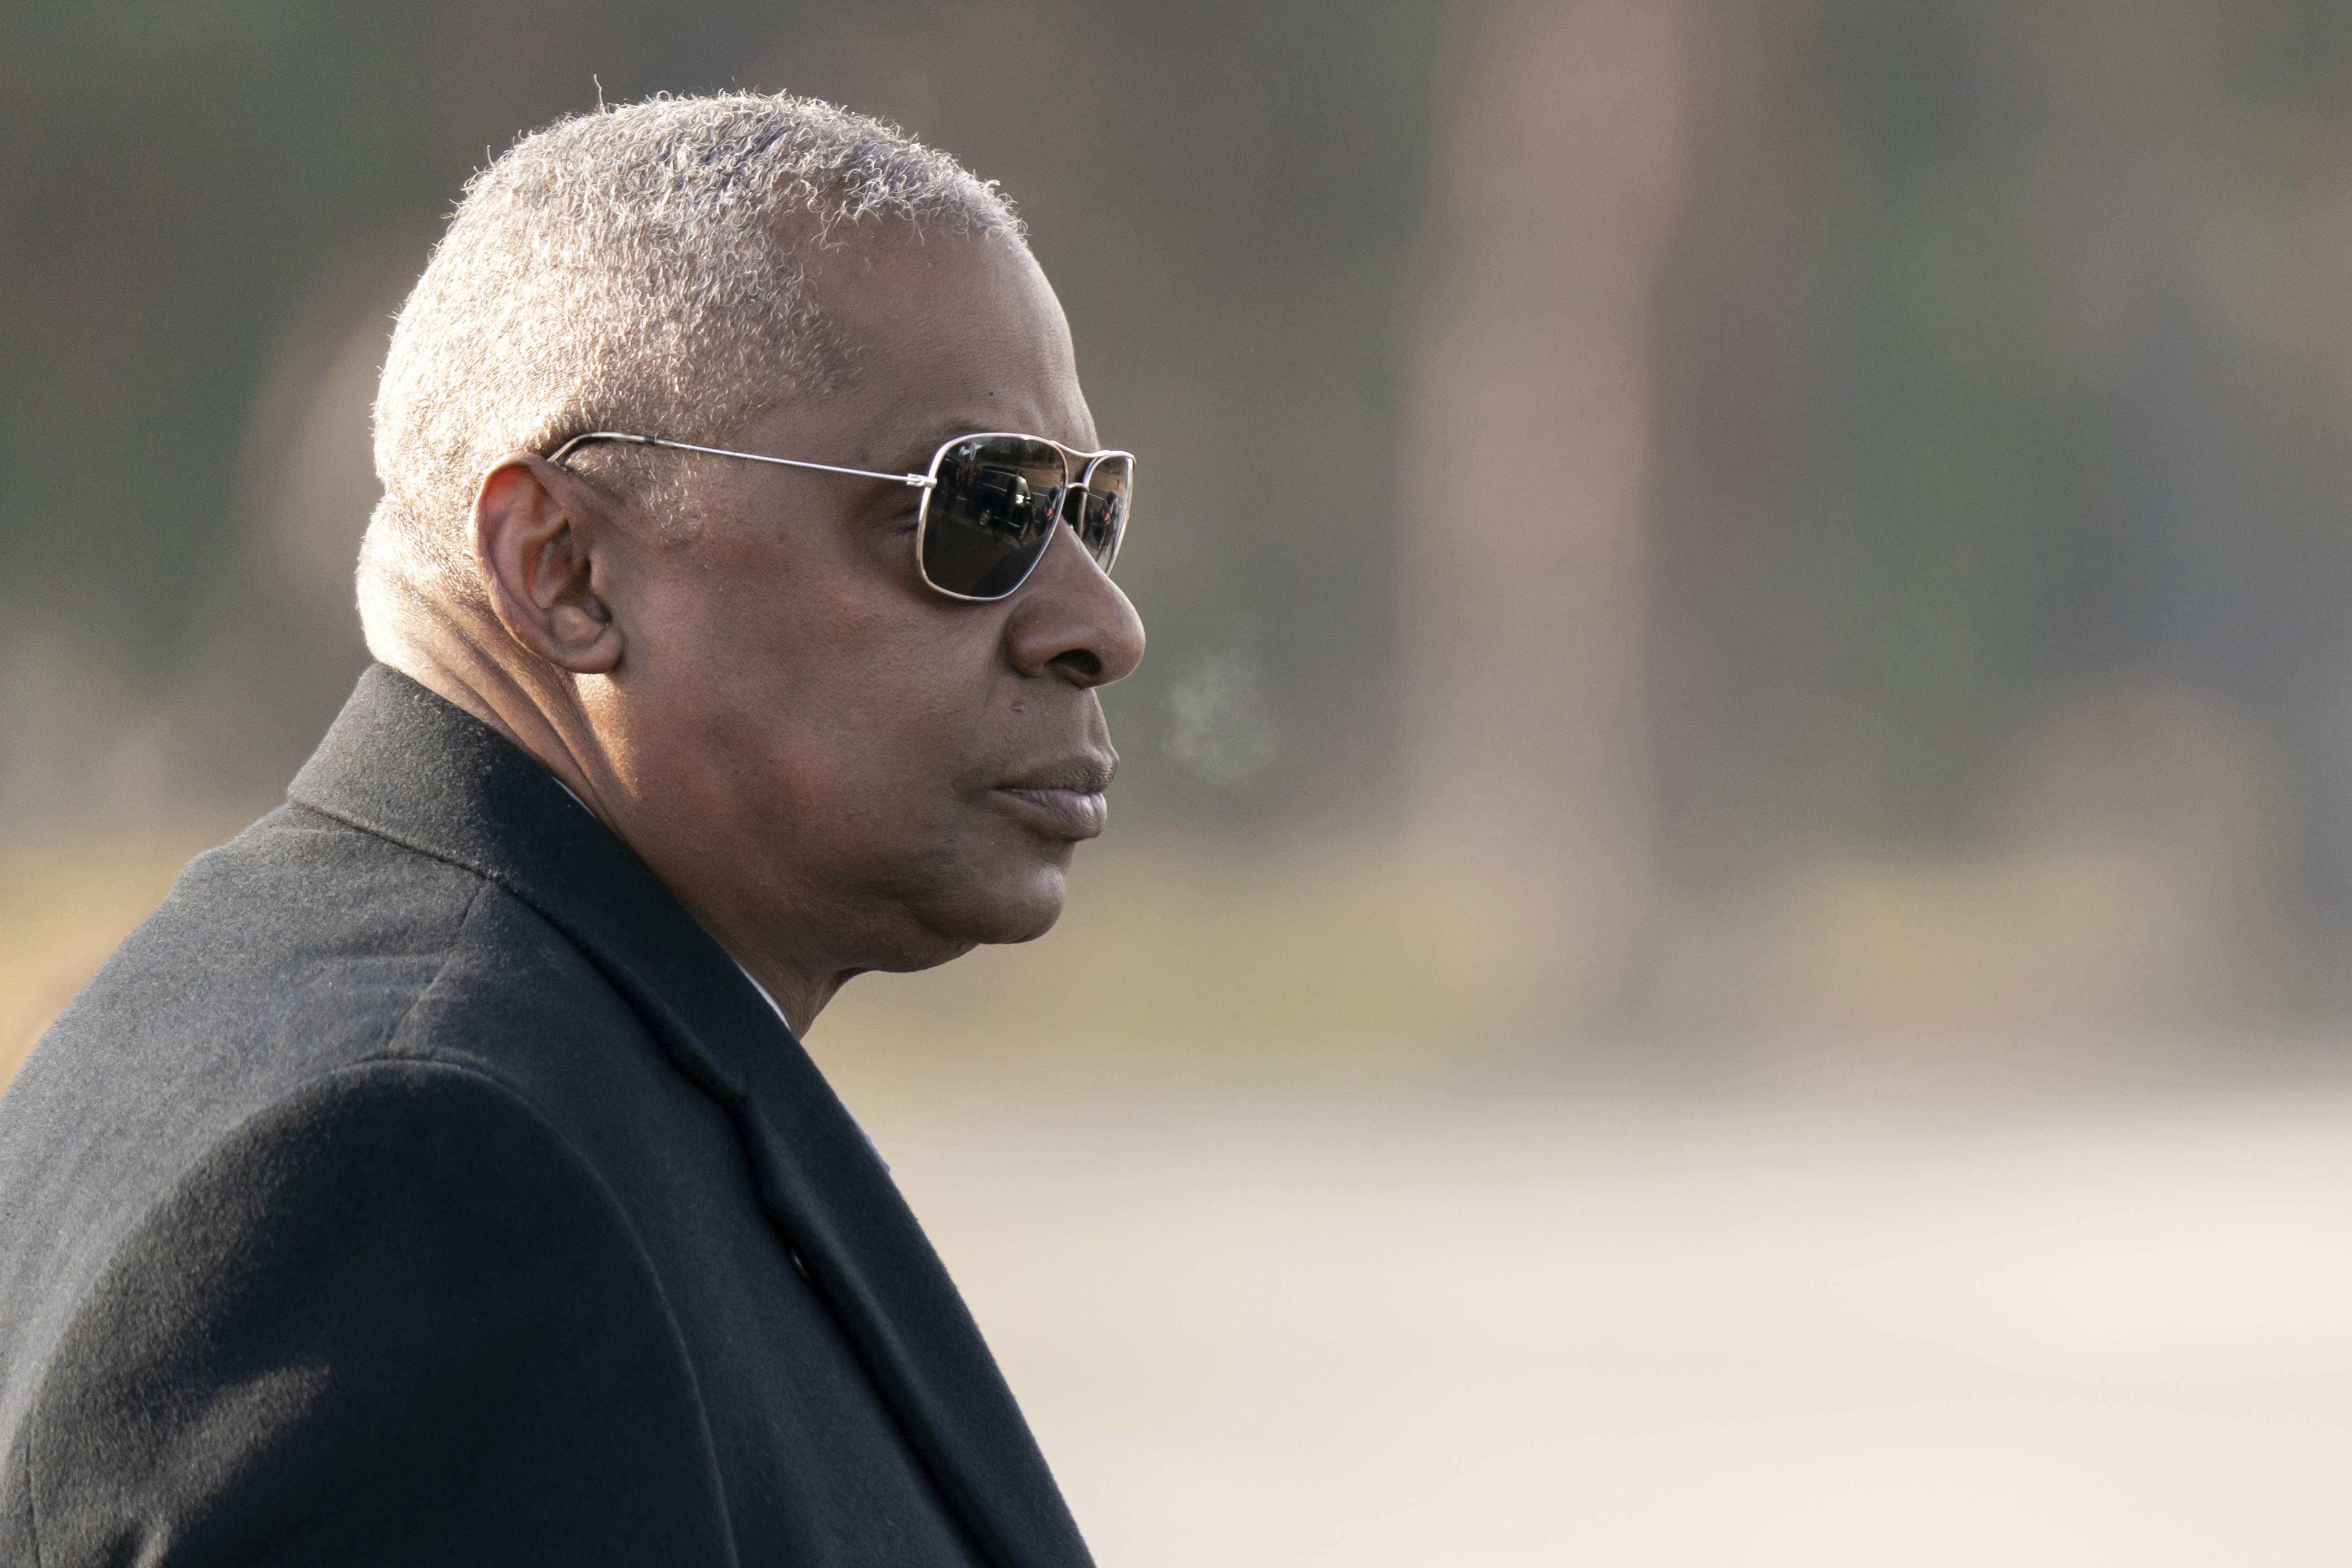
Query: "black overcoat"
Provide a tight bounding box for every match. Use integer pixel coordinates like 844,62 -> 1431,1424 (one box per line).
0,666 -> 1094,1568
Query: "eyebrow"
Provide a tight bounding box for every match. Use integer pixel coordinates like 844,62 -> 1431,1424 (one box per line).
880,419 -> 997,474
878,418 -> 1113,474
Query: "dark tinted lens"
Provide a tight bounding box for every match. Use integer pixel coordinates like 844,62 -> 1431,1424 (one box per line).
922,436 -> 1069,598
1072,453 -> 1131,571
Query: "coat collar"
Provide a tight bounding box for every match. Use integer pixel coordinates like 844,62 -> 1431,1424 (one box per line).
289,664 -> 1093,1568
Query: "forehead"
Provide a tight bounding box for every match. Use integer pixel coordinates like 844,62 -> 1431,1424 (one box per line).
797,227 -> 1095,463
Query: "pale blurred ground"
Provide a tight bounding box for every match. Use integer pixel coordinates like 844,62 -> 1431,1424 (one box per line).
854,1078 -> 2352,1567
14,844 -> 2352,1562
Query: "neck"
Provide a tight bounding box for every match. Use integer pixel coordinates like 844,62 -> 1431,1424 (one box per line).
367,601 -> 847,1036
370,598 -> 603,807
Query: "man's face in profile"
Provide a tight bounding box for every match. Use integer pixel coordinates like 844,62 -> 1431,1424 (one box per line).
583,227 -> 1146,988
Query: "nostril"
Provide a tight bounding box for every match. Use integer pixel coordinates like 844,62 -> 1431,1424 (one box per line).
1052,649 -> 1104,681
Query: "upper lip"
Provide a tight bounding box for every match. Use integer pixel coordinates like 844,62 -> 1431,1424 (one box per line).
997,752 -> 1117,793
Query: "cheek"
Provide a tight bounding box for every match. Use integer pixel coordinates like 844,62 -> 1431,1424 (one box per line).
739,598 -> 1008,814
614,529 -> 1012,829
808,637 -> 1002,797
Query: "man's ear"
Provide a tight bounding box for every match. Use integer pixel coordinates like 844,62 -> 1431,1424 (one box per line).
472,453 -> 624,675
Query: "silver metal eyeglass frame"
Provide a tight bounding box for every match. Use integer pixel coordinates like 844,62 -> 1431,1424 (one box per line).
544,429 -> 1134,602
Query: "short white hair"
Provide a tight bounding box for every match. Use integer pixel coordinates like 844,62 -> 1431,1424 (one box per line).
360,91 -> 1023,625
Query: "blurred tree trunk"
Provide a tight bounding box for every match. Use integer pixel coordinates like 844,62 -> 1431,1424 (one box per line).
1399,0 -> 1695,1016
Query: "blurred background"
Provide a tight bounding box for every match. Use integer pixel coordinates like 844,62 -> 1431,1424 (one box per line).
8,0 -> 2352,1560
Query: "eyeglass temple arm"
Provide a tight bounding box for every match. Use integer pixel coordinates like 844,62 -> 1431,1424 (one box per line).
546,431 -> 935,488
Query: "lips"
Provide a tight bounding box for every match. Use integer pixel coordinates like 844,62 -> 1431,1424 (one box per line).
992,754 -> 1116,840
993,786 -> 1109,838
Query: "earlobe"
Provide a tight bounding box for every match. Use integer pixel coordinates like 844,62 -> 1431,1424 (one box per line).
473,455 -> 626,675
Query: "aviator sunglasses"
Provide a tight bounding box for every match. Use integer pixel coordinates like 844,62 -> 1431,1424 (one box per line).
546,428 -> 1134,602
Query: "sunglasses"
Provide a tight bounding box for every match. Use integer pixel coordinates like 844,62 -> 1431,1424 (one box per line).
545,428 -> 1134,602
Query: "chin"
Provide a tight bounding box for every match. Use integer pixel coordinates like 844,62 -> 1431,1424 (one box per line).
897,867 -> 1069,963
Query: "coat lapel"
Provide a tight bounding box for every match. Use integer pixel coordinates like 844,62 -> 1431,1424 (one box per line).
289,665 -> 1093,1568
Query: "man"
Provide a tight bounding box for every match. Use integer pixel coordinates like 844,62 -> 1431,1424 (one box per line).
0,93 -> 1142,1566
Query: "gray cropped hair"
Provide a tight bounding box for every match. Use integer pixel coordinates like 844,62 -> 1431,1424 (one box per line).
359,91 -> 1023,625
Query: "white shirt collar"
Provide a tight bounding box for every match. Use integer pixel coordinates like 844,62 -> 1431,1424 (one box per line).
734,960 -> 794,1030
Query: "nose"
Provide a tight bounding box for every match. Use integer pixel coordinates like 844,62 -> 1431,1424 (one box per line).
1002,521 -> 1146,687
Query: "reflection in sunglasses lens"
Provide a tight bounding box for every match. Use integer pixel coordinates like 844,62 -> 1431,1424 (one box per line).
917,437 -> 1131,598
1076,455 -> 1131,569
923,437 -> 1068,598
